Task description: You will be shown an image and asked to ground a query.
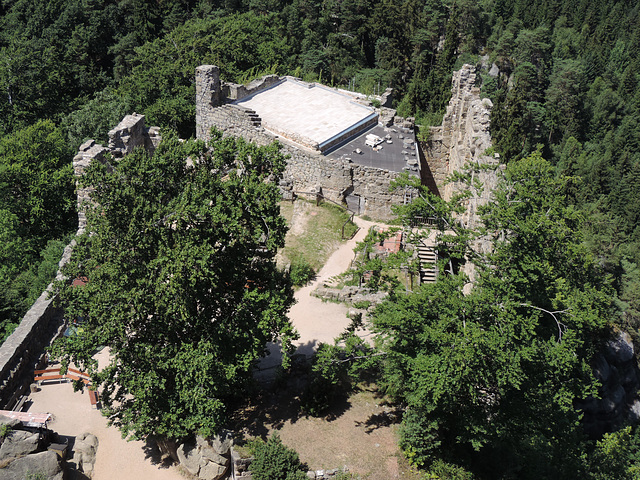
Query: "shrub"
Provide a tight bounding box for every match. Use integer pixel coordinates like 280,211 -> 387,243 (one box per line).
0,423 -> 12,438
249,433 -> 308,480
289,260 -> 315,286
399,407 -> 441,469
426,460 -> 475,479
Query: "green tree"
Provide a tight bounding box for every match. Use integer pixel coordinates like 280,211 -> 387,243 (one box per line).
589,426 -> 640,480
0,120 -> 75,249
374,152 -> 615,477
52,131 -> 297,441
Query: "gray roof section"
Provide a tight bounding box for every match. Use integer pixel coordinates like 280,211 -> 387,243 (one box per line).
328,125 -> 420,176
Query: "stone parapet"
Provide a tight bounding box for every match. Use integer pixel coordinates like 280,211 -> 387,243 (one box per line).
108,113 -> 160,158
223,74 -> 283,101
0,268 -> 67,409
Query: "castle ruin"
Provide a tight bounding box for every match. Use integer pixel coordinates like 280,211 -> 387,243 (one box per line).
195,65 -> 420,220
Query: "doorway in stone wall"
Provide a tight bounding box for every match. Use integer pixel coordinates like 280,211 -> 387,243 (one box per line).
345,192 -> 363,214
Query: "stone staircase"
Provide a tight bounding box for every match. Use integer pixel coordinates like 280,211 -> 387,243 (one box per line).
417,241 -> 438,284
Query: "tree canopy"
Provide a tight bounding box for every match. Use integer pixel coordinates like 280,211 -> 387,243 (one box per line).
372,152 -> 616,477
0,120 -> 75,341
52,131 -> 297,440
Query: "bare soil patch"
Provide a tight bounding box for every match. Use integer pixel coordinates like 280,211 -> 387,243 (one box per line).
230,381 -> 420,480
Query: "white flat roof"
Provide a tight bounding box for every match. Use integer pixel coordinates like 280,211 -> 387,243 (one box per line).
235,79 -> 376,149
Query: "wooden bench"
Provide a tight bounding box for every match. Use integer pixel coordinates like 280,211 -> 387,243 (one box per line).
34,374 -> 66,383
65,374 -> 91,385
68,367 -> 91,380
34,367 -> 98,407
88,389 -> 100,409
35,368 -> 91,383
12,395 -> 28,412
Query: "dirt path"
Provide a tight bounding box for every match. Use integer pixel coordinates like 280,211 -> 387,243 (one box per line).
289,215 -> 378,353
260,216 -> 379,371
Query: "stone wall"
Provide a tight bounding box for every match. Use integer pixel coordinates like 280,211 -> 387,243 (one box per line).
425,64 -> 499,210
0,114 -> 160,410
312,286 -> 388,306
195,65 -> 410,221
74,114 -> 161,232
421,64 -> 502,288
0,244 -> 72,408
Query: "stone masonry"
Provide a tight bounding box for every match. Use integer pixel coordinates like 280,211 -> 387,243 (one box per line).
421,64 -> 502,288
73,114 -> 161,233
195,65 -> 412,221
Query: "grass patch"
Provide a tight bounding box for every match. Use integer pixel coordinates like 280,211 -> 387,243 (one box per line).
278,200 -> 357,273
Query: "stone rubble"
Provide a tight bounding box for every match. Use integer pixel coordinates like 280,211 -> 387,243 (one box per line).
0,415 -> 64,480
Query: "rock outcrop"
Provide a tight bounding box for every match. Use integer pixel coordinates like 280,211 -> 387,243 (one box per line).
422,64 -> 502,289
0,415 -> 64,480
576,331 -> 640,438
72,432 -> 99,477
0,450 -> 63,480
177,432 -> 232,480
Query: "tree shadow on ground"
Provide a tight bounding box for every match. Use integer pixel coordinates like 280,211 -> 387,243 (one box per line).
142,436 -> 174,468
59,434 -> 92,480
230,340 -> 354,441
353,394 -> 403,434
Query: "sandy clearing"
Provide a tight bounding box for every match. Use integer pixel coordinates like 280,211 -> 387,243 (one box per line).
28,363 -> 181,480
289,215 -> 377,351
259,215 -> 378,372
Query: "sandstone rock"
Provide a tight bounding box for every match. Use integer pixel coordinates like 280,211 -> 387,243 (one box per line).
199,460 -> 228,480
620,363 -> 639,386
606,331 -> 634,363
199,431 -> 233,457
200,446 -> 229,467
73,432 -> 98,477
577,396 -> 600,414
79,432 -> 99,448
177,442 -> 201,476
629,400 -> 640,421
602,384 -> 626,414
74,438 -> 97,457
594,354 -> 611,382
0,430 -> 40,459
0,450 -> 63,480
0,414 -> 21,430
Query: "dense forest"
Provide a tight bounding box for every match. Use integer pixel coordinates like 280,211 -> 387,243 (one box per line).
2,0 -> 640,477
